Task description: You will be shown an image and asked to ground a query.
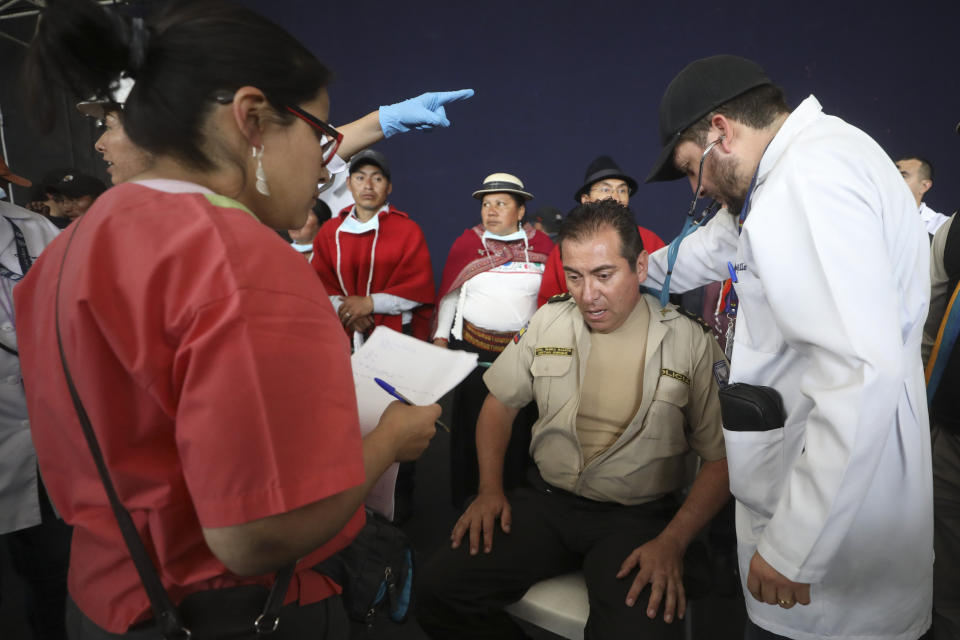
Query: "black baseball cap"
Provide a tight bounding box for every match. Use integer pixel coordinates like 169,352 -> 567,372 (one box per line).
43,169 -> 107,199
532,205 -> 563,234
646,55 -> 772,183
349,149 -> 391,181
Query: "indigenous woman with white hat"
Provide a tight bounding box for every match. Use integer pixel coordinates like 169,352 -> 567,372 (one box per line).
433,173 -> 554,508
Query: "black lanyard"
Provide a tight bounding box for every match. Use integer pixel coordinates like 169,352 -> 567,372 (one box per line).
0,217 -> 32,356
0,217 -> 33,282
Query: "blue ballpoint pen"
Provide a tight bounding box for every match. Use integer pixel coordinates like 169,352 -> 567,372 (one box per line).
374,377 -> 450,432
727,261 -> 739,283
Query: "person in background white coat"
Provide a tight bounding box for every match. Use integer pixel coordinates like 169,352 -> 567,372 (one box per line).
896,156 -> 950,236
644,55 -> 932,640
0,158 -> 66,639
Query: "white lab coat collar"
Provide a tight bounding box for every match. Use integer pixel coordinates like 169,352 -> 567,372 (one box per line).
756,95 -> 823,186
918,202 -> 950,235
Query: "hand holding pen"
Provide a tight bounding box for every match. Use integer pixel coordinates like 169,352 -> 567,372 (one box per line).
375,378 -> 450,432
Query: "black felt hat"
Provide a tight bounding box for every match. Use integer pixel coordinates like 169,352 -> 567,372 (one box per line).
573,156 -> 637,203
646,55 -> 771,183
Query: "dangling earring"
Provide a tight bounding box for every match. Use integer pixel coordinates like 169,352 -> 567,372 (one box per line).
253,146 -> 270,196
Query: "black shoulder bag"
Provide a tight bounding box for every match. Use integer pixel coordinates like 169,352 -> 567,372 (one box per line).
54,219 -> 295,639
313,506 -> 415,630
718,383 -> 786,432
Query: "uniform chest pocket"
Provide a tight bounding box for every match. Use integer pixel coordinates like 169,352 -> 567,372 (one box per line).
530,355 -> 573,377
641,374 -> 690,451
732,274 -> 784,355
530,355 -> 574,412
652,373 -> 689,408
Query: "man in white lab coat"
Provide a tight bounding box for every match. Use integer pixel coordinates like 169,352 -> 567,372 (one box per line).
644,54 -> 933,640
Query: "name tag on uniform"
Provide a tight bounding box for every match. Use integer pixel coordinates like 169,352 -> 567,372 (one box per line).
660,368 -> 690,385
535,347 -> 573,357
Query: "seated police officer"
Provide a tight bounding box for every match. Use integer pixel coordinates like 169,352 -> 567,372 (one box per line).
417,200 -> 730,640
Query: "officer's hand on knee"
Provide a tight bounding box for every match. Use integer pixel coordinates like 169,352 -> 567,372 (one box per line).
450,491 -> 511,555
617,536 -> 686,623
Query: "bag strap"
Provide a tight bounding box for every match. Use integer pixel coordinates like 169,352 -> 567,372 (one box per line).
926,277 -> 960,403
255,564 -> 295,634
54,218 -> 294,639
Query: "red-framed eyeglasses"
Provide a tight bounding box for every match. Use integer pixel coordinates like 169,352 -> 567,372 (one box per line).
284,104 -> 343,167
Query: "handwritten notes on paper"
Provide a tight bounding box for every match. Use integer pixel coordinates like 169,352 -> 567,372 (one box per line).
351,327 -> 478,518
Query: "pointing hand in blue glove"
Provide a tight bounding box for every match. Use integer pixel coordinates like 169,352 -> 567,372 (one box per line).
379,89 -> 475,138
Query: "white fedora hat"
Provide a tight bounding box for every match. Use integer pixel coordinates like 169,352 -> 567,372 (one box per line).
471,172 -> 534,201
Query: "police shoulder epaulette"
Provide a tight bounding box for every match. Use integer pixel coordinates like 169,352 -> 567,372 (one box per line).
674,306 -> 712,333
547,293 -> 572,303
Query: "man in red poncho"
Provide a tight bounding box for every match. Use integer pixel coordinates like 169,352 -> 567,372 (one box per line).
312,150 -> 435,350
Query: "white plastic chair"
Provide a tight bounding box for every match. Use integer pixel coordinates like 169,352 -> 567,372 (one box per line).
505,572 -> 589,640
505,571 -> 694,640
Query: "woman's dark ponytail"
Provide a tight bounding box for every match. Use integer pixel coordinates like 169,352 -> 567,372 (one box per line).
23,0 -> 134,131
125,17 -> 151,73
23,0 -> 331,170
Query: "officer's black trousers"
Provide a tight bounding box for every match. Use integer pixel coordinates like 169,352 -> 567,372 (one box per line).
417,480 -> 706,640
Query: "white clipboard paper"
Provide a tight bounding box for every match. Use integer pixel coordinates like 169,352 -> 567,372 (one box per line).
351,326 -> 478,519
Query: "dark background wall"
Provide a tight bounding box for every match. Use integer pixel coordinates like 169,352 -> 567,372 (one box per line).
4,0 -> 960,284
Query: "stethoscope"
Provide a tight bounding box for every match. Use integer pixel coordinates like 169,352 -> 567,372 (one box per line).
656,136 -> 725,307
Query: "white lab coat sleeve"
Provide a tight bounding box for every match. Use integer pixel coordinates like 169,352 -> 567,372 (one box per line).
752,149 -> 920,584
645,211 -> 739,293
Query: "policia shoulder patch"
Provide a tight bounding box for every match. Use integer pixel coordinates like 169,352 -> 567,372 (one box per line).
660,368 -> 690,385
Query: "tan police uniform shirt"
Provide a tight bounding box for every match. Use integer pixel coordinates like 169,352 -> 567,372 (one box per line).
484,294 -> 727,505
577,300 -> 649,464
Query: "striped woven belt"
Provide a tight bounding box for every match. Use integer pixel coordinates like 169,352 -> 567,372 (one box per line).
462,320 -> 516,353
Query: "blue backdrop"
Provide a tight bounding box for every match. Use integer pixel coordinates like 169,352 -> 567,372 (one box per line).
242,0 -> 960,283
3,0 -> 957,286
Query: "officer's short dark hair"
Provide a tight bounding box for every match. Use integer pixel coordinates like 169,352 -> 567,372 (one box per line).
558,200 -> 644,265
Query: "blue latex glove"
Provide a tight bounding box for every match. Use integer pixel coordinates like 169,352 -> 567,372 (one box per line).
379,89 -> 474,138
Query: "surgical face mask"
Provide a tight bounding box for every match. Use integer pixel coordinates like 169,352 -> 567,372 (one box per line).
482,228 -> 526,242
